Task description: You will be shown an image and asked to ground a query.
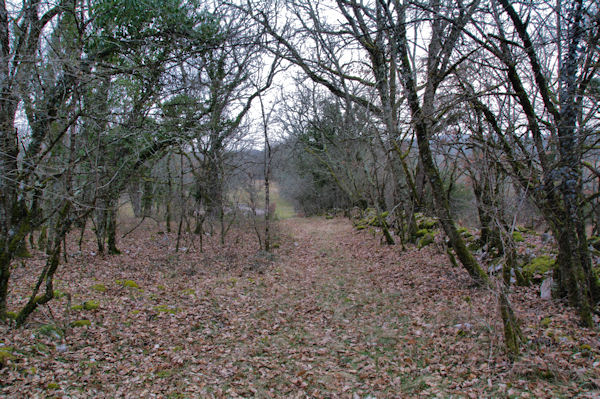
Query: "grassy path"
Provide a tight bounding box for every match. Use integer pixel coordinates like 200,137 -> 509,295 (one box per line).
186,217 -> 417,397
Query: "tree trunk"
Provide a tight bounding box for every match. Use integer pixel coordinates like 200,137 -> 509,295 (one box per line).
392,0 -> 488,285
16,201 -> 72,326
142,177 -> 153,217
0,104 -> 20,318
499,287 -> 523,360
128,180 -> 142,218
418,138 -> 489,284
107,207 -> 120,255
496,0 -> 598,327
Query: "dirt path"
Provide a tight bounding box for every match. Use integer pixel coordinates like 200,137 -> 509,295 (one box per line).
2,217 -> 598,398
191,217 -> 418,397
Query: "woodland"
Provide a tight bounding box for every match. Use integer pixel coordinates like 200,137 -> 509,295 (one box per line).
1,0 -> 600,397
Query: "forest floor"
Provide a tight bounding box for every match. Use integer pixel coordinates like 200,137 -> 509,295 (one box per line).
1,216 -> 600,398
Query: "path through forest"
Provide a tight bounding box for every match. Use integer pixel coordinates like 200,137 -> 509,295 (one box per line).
1,217 -> 598,397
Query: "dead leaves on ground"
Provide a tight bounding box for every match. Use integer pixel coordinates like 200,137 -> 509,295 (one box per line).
1,217 -> 599,398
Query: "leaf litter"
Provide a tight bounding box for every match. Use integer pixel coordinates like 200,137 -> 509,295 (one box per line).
1,217 -> 599,397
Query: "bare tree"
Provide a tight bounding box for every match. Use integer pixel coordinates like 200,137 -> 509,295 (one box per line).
458,0 -> 600,326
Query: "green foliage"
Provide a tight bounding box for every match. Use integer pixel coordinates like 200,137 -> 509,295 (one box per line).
47,383 -> 60,390
91,0 -> 220,55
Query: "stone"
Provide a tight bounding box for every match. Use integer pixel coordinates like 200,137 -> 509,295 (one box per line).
540,277 -> 553,300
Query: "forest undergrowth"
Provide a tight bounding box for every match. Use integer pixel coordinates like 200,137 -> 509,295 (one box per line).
1,217 -> 599,398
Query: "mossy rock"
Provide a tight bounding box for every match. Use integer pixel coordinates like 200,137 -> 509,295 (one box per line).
37,324 -> 64,340
368,216 -> 379,226
523,256 -> 555,279
71,305 -> 84,311
0,347 -> 15,366
415,228 -> 431,238
457,227 -> 473,240
517,226 -> 536,235
33,342 -> 49,354
155,369 -> 174,378
415,213 -> 437,230
122,280 -> 140,289
467,241 -> 482,251
512,231 -> 525,242
91,284 -> 107,293
154,305 -> 180,314
82,300 -> 99,311
359,210 -> 389,227
418,233 -> 435,249
540,317 -> 552,327
53,290 -> 66,299
418,219 -> 437,230
70,319 -> 91,328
